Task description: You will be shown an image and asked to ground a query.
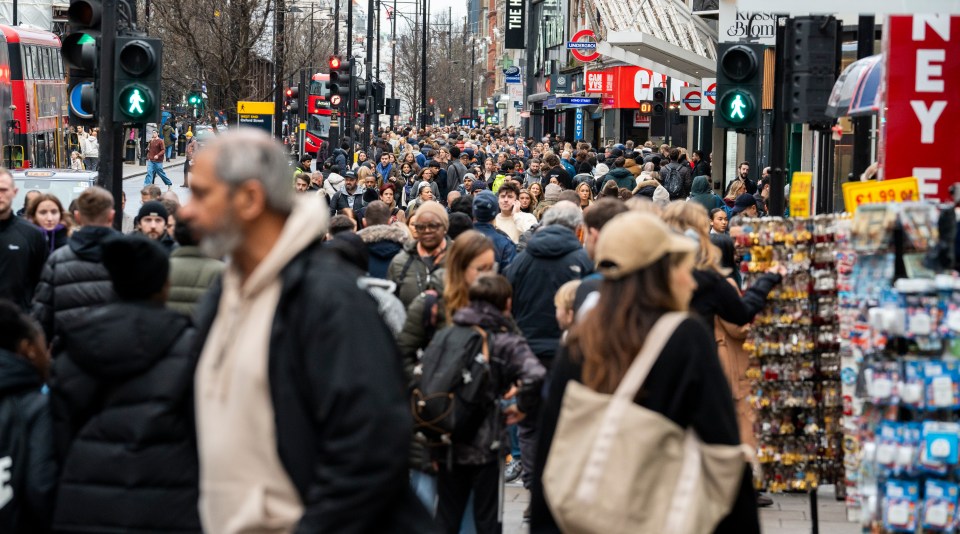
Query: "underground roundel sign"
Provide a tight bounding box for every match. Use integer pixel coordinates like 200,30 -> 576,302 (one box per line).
568,29 -> 600,62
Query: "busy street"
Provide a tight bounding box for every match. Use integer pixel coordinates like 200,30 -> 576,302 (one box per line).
2,0 -> 960,534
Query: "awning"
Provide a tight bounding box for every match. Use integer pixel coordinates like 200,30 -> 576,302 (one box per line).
826,54 -> 882,118
597,31 -> 716,84
527,92 -> 551,103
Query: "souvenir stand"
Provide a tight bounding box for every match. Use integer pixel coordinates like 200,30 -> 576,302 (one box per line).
735,215 -> 847,534
837,202 -> 960,533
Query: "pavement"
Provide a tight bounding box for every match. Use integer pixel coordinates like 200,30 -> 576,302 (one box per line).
121,159 -> 190,220
502,483 -> 859,534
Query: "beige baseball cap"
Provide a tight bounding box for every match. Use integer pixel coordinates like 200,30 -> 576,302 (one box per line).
595,211 -> 697,279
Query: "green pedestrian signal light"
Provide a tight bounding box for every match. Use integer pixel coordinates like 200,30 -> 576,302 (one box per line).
119,85 -> 152,119
719,90 -> 755,125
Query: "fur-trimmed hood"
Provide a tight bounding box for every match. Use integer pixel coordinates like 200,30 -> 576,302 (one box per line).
357,223 -> 411,246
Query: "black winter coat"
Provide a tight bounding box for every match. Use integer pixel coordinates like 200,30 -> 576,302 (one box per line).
691,269 -> 782,328
31,226 -> 118,346
504,225 -> 593,362
50,302 -> 201,533
0,350 -> 57,534
530,318 -> 760,534
0,215 -> 48,310
193,243 -> 437,534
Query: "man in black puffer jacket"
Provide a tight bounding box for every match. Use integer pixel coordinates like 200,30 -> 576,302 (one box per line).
50,235 -> 201,533
31,186 -> 117,347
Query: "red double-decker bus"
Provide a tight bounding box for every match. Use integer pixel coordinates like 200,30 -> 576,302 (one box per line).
306,72 -> 333,158
0,25 -> 68,168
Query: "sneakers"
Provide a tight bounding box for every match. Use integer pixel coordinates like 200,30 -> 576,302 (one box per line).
504,458 -> 522,483
757,493 -> 774,507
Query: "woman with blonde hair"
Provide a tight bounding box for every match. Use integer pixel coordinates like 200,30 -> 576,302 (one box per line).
519,189 -> 538,215
575,182 -> 593,210
724,179 -> 746,208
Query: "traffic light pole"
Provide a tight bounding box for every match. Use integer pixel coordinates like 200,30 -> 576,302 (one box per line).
364,0 -> 374,151
345,0 -> 354,162
768,16 -> 788,217
97,0 -> 124,231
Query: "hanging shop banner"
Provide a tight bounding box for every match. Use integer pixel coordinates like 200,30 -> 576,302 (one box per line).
586,71 -> 606,93
598,66 -> 686,109
574,108 -> 584,140
718,3 -> 777,45
881,15 -> 960,202
841,176 -> 920,213
505,0 -> 525,49
789,172 -> 813,218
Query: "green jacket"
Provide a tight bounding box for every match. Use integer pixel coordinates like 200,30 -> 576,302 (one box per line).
167,246 -> 225,317
386,238 -> 450,308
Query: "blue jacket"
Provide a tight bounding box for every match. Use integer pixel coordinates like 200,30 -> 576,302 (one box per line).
504,225 -> 593,362
473,222 -> 517,272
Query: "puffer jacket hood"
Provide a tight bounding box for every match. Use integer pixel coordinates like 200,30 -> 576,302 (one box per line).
68,225 -> 118,262
526,225 -> 583,259
606,167 -> 633,180
60,302 -> 191,379
0,348 -> 42,395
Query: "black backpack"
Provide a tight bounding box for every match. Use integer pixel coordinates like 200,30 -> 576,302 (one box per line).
412,325 -> 496,446
663,163 -> 683,199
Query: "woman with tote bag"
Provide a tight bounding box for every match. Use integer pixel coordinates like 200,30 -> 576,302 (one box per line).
530,211 -> 759,534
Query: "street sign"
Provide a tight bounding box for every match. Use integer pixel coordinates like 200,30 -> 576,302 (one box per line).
679,86 -> 709,116
545,96 -> 557,110
574,108 -> 584,140
881,15 -> 960,202
569,29 -> 600,62
789,172 -> 813,217
841,177 -> 919,213
557,96 -> 599,106
237,101 -> 275,134
701,78 -> 717,110
237,101 -> 275,114
504,65 -> 522,84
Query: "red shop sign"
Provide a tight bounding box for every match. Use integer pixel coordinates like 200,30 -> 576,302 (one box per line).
881,15 -> 960,202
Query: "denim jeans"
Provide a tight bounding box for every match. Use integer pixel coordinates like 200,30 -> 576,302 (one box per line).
165,145 -> 174,160
410,470 -> 437,516
145,160 -> 171,186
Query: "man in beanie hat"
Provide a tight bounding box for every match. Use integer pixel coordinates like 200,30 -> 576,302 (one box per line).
473,191 -> 516,272
388,200 -> 450,307
180,128 -> 432,533
49,234 -> 202,532
732,193 -> 759,218
135,200 -> 177,252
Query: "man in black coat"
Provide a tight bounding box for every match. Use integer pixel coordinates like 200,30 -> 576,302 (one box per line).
32,186 -> 118,347
504,201 -> 593,498
180,128 -> 435,534
50,235 -> 201,533
0,170 -> 47,310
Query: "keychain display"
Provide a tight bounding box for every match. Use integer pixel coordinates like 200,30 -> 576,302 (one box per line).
837,202 -> 960,532
737,215 -> 845,494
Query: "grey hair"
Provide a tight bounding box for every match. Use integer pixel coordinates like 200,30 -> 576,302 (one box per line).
208,128 -> 294,214
541,200 -> 583,231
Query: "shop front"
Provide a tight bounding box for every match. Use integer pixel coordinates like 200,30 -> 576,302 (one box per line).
586,65 -> 689,146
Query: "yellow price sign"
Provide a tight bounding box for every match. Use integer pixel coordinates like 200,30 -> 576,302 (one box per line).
789,172 -> 813,218
841,177 -> 920,213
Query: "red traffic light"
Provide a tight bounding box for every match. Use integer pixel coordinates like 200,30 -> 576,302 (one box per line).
285,88 -> 294,98
428,98 -> 435,105
329,56 -> 341,70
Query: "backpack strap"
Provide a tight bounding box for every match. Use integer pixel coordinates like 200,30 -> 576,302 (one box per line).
394,253 -> 418,297
470,326 -> 491,362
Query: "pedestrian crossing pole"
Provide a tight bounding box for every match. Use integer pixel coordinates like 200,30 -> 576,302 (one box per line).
97,0 -> 124,231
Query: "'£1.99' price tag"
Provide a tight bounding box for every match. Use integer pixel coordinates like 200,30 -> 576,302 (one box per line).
841,176 -> 920,213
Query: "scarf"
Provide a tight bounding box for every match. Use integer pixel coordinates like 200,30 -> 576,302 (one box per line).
41,224 -> 65,253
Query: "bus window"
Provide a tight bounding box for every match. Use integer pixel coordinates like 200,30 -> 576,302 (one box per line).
3,145 -> 24,169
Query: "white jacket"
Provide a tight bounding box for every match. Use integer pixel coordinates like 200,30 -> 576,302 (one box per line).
80,132 -> 99,158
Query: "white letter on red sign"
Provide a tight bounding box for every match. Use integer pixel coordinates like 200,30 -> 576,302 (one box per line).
913,14 -> 951,41
910,100 -> 948,143
916,49 -> 946,92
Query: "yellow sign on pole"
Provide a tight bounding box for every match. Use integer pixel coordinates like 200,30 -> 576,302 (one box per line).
841,176 -> 920,213
236,101 -> 275,115
789,172 -> 813,218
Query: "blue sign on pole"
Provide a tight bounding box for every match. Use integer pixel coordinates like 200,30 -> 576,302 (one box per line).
574,108 -> 584,141
545,96 -> 557,110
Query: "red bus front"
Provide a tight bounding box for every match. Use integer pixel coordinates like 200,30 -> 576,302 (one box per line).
306,72 -> 332,157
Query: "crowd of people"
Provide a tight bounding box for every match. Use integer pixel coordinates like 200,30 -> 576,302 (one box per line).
0,124 -> 788,534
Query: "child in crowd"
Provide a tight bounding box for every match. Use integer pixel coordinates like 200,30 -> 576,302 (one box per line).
554,279 -> 581,338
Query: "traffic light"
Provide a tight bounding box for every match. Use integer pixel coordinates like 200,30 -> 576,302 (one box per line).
187,92 -> 202,106
285,86 -> 300,114
783,16 -> 840,128
715,42 -> 764,130
64,0 -> 102,127
428,97 -> 435,106
372,81 -> 385,114
355,78 -> 369,114
329,58 -> 351,102
652,86 -> 666,116
113,36 -> 162,123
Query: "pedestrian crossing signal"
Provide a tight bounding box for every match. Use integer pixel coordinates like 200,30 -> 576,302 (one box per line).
114,37 -> 162,123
